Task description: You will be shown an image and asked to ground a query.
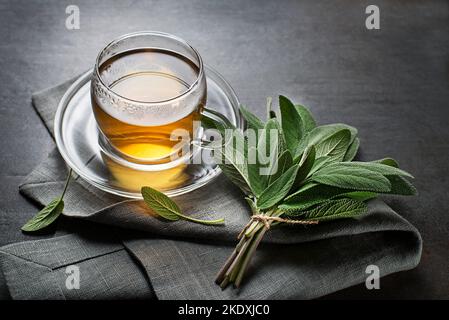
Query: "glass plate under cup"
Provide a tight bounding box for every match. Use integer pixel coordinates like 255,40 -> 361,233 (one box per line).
54,67 -> 243,198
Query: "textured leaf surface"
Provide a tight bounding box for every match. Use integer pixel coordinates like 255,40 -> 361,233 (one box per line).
296,123 -> 357,158
284,198 -> 367,221
325,162 -> 414,178
294,104 -> 316,133
267,149 -> 293,185
293,145 -> 316,188
142,187 -> 180,221
310,165 -> 391,192
343,137 -> 360,161
142,186 -> 225,225
21,198 -> 64,232
373,157 -> 399,168
385,175 -> 418,195
315,129 -> 351,161
280,95 -> 303,155
240,105 -> 264,131
257,164 -> 299,209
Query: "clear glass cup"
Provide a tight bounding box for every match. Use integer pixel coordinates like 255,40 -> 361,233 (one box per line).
91,31 -> 207,168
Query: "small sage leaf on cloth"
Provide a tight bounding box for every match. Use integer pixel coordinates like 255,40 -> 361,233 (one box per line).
141,186 -> 225,225
21,169 -> 72,232
21,198 -> 64,232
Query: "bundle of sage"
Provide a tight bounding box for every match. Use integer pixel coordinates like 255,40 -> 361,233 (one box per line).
205,95 -> 416,289
22,95 -> 416,292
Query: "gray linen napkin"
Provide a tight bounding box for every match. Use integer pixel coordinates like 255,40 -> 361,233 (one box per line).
0,75 -> 422,299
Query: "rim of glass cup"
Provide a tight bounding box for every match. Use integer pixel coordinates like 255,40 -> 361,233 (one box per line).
94,31 -> 205,105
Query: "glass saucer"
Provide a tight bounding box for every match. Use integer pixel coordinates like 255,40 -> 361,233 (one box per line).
54,66 -> 242,198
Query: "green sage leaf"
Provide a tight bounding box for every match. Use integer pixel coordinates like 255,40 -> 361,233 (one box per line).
240,105 -> 265,131
21,169 -> 72,232
296,123 -> 357,158
325,161 -> 414,179
267,149 -> 293,185
279,95 -> 303,155
293,145 -> 315,189
373,157 -> 399,168
343,137 -> 360,161
315,129 -> 351,161
284,198 -> 367,221
257,164 -> 299,209
306,156 -> 334,177
385,175 -> 418,195
294,104 -> 316,133
282,183 -> 350,211
21,198 -> 64,232
141,186 -> 225,225
310,165 -> 391,192
334,191 -> 378,201
215,130 -> 253,195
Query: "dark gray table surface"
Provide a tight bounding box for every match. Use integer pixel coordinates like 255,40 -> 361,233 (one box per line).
0,0 -> 448,299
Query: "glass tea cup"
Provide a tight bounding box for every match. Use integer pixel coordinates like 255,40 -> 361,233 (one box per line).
91,31 -> 210,170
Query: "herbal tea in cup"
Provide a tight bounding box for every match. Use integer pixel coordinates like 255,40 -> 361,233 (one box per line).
91,31 -> 206,165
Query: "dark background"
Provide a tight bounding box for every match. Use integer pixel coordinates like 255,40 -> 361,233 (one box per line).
0,0 -> 448,299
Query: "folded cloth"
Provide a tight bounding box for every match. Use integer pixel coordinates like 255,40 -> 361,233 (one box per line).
0,75 -> 422,299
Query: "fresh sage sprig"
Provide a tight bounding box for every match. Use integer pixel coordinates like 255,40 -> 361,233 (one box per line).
209,95 -> 416,289
21,169 -> 72,232
141,186 -> 225,225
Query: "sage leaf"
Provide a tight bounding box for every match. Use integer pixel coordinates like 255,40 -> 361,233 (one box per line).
310,165 -> 391,192
141,186 -> 225,225
370,158 -> 416,195
294,104 -> 316,133
315,129 -> 351,161
141,186 -> 179,221
343,137 -> 360,161
245,197 -> 259,215
282,183 -> 351,212
284,198 -> 367,221
279,95 -> 304,155
334,191 -> 378,202
285,183 -> 348,203
306,156 -> 334,177
267,149 -> 293,185
240,105 -> 264,131
373,157 -> 399,168
215,130 -> 253,195
21,169 -> 72,232
250,119 -> 284,195
258,118 -> 282,155
385,175 -> 418,195
293,145 -> 315,188
324,161 -> 414,179
257,164 -> 299,209
220,163 -> 253,195
247,146 -> 268,196
21,198 -> 64,232
296,123 -> 357,158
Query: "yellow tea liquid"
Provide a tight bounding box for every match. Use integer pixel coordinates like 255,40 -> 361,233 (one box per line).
92,48 -> 205,162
